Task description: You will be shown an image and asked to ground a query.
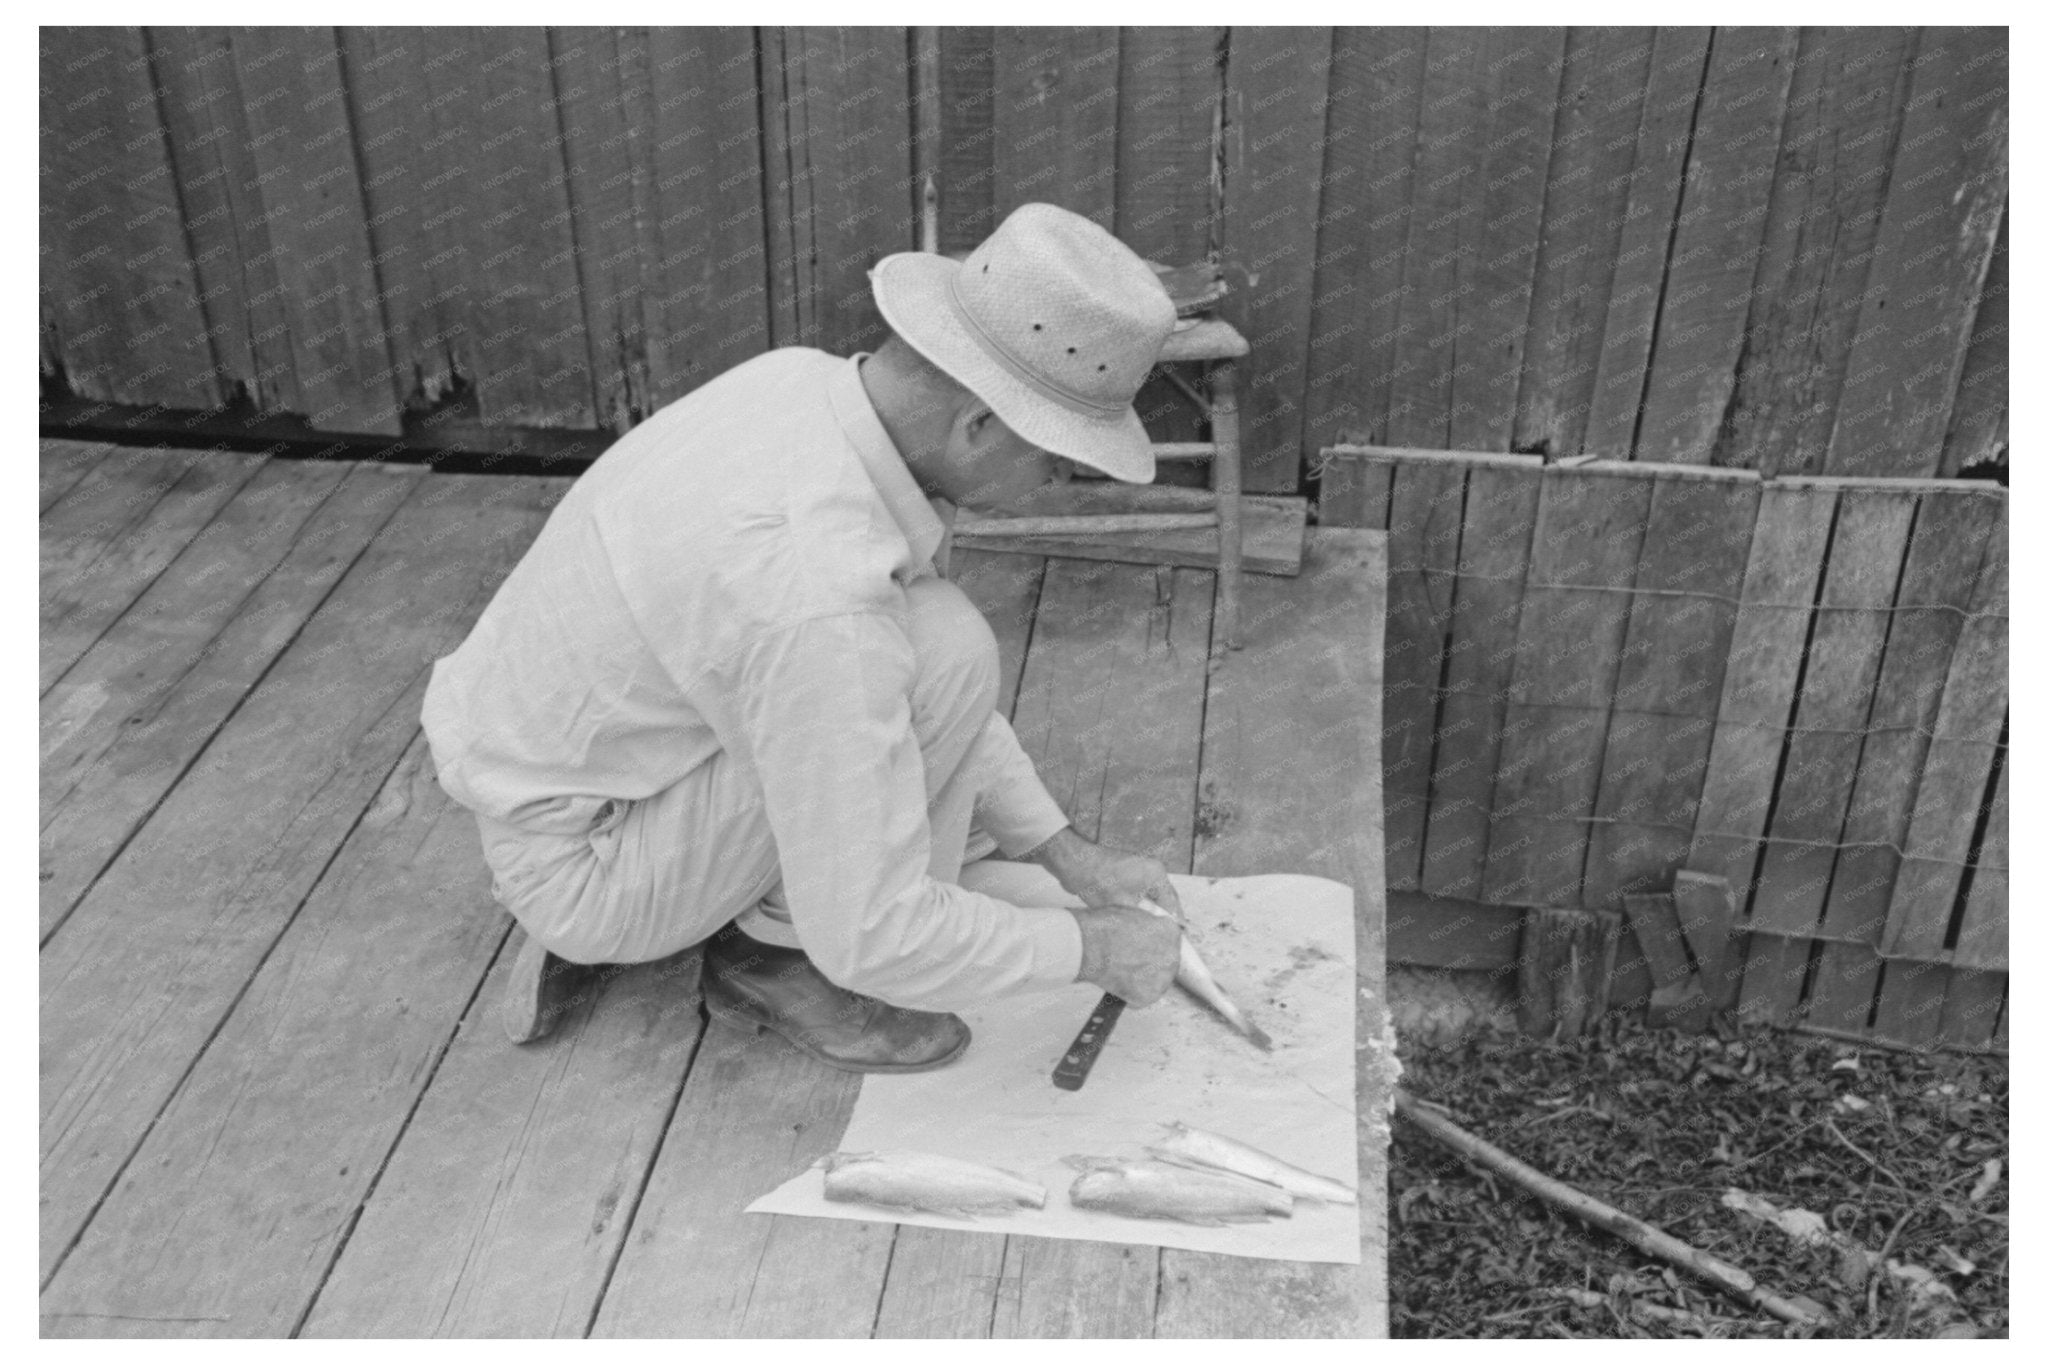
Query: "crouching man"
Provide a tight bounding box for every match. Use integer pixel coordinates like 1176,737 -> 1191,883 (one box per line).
421,203 -> 1187,1071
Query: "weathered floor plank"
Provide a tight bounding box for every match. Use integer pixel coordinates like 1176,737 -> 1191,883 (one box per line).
38,473 -> 566,1283
39,439 -> 115,513
42,458 -> 358,816
41,449 -> 270,693
40,446 -> 207,633
39,462 -> 426,941
302,946 -> 703,1337
40,739 -> 507,1337
926,555 -> 1218,1339
1157,528 -> 1390,1337
588,1018 -> 886,1337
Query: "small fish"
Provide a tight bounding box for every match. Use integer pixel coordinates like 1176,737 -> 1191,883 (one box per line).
1149,1121 -> 1357,1205
1065,1156 -> 1293,1226
1137,898 -> 1273,1051
821,1150 -> 1047,1217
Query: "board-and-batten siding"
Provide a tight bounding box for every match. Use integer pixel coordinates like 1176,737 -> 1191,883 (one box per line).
42,26 -> 2005,485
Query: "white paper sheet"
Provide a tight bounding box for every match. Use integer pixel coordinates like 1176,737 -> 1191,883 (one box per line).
746,861 -> 1361,1265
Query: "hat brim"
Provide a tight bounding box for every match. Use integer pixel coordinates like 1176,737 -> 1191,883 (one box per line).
871,252 -> 1157,484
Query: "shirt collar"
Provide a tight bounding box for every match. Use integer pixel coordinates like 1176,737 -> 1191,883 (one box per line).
829,354 -> 946,570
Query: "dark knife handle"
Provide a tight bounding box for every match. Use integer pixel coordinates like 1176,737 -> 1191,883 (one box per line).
1053,992 -> 1127,1090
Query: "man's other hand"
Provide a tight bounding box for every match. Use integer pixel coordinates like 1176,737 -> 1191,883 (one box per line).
1071,905 -> 1182,1007
1026,826 -> 1185,922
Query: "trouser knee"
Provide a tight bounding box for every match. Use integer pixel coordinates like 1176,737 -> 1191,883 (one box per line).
902,576 -> 999,738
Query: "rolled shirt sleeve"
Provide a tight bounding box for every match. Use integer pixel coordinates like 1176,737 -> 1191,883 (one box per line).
716,611 -> 1085,1012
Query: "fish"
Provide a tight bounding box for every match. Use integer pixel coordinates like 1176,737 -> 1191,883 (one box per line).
1064,1156 -> 1294,1226
1148,1121 -> 1357,1205
821,1150 -> 1047,1217
1137,898 -> 1274,1051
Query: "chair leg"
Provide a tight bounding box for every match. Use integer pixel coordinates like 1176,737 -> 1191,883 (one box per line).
1210,359 -> 1244,652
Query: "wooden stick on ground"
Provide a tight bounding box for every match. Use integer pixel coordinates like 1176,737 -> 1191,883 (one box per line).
1394,1089 -> 1828,1329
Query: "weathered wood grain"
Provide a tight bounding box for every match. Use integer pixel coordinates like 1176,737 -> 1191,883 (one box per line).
785,28 -> 916,356
40,28 -> 220,411
1218,26 -> 1332,492
1114,27 -> 1220,270
148,26 -> 300,415
38,473 -> 564,1282
228,29 -> 404,433
1385,27 -> 1485,450
1883,502 -> 2006,958
992,27 -> 1121,230
39,463 -> 425,941
1718,28 -> 1916,476
1157,529 -> 1388,1337
996,556 -> 1215,1337
954,494 -> 1304,576
41,740 -> 512,1336
1383,461 -> 1467,890
1421,459 -> 1542,899
589,1016 -> 888,1336
37,440 -> 113,515
40,446 -> 205,631
1514,27 -> 1659,458
1747,488 -> 1915,939
1583,471 -> 1760,913
1388,890 -> 1525,972
1301,28 -> 1428,461
304,946 -> 701,1337
1952,753 -> 2007,971
634,27 -> 776,401
1939,208 -> 2008,476
1583,27 -> 1711,458
937,27 -> 997,253
1673,870 -> 1740,1011
42,457 -> 348,808
40,450 -> 269,694
1805,488 -> 2001,1029
1632,28 -> 1798,463
431,28 -> 594,425
1485,467 -> 1653,906
1686,482 -> 1835,909
1827,27 -> 2008,477
1935,966 -> 2004,1050
1452,28 -> 1565,453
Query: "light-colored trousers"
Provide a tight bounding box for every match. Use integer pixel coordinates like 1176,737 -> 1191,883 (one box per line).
473,576 -> 1009,965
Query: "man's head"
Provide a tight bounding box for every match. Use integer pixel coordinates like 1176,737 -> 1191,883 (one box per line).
861,336 -> 1084,512
865,203 -> 1177,508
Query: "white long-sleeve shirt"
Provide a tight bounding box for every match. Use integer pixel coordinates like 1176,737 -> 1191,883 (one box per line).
420,348 -> 1084,1008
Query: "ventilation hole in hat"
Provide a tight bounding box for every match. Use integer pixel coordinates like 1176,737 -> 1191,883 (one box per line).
1066,347 -> 1077,355
981,264 -> 988,273
1097,364 -> 1108,372
1032,323 -> 1042,331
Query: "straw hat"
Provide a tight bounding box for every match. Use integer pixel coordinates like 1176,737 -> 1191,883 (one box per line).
870,203 -> 1177,483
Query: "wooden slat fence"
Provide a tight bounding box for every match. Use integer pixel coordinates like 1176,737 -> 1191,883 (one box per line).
42,26 -> 2006,488
1332,444 -> 2006,1050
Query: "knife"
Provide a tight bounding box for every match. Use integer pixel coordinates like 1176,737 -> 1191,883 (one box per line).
1052,992 -> 1126,1090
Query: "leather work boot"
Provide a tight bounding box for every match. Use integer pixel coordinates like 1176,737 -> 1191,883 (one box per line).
499,928 -> 603,1044
701,923 -> 971,1074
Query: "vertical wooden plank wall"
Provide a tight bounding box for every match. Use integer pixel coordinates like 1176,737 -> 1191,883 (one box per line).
42,26 -> 2006,493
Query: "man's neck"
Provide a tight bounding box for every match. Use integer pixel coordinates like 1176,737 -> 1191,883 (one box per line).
858,347 -> 955,502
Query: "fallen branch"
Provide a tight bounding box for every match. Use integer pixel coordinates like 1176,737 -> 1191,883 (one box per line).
1395,1088 -> 1828,1329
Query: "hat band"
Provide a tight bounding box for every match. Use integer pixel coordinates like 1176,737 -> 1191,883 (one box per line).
945,270 -> 1129,421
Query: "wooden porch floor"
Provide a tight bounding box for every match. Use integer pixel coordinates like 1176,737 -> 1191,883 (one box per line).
39,440 -> 1388,1338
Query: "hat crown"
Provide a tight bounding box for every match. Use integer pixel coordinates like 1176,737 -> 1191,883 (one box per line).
951,204 -> 1176,415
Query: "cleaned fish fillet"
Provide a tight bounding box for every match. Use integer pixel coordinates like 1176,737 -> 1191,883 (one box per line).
822,1150 -> 1047,1217
1065,1156 -> 1294,1226
1150,1121 -> 1357,1205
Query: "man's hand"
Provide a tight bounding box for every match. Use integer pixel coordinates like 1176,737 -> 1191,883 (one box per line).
1071,904 -> 1181,1007
1024,826 -> 1185,921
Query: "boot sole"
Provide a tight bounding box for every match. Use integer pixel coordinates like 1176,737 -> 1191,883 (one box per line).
704,993 -> 971,1075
